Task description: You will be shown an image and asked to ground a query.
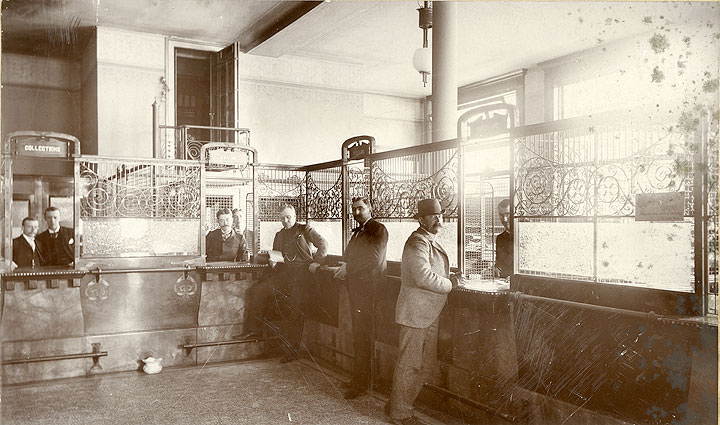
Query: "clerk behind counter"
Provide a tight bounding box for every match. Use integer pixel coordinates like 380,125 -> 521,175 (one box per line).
206,208 -> 249,262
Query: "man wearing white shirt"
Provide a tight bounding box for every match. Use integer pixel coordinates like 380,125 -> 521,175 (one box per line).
12,217 -> 44,268
36,207 -> 75,267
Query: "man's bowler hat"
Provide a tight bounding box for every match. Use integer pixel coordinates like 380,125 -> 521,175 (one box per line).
414,198 -> 443,218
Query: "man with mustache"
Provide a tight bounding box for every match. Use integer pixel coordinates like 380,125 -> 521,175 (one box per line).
387,198 -> 456,425
206,208 -> 249,262
334,196 -> 388,399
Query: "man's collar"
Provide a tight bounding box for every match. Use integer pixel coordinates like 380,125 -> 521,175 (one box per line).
48,227 -> 60,234
417,226 -> 436,241
22,233 -> 35,243
352,217 -> 371,232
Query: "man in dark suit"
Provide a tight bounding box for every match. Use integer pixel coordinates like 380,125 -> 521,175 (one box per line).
241,204 -> 327,362
12,217 -> 44,268
387,199 -> 459,425
205,208 -> 249,262
36,207 -> 74,267
334,196 -> 388,399
494,198 -> 513,278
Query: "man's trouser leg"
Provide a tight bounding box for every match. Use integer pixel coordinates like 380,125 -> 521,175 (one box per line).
348,282 -> 374,391
389,319 -> 439,421
281,267 -> 307,355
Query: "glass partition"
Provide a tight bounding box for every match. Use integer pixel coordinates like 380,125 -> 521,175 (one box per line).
77,156 -> 202,257
513,112 -> 701,293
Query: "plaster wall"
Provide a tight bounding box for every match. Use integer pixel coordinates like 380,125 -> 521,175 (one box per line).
1,53 -> 81,143
95,27 -> 165,158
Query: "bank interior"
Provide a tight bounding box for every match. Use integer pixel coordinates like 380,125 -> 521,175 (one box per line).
1,1 -> 718,424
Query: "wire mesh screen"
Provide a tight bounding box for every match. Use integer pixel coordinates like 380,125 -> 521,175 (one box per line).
204,194 -> 233,232
514,121 -> 697,291
77,157 -> 201,256
464,176 -> 510,278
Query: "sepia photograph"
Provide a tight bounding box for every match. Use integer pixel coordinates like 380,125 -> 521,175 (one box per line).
0,1 -> 718,424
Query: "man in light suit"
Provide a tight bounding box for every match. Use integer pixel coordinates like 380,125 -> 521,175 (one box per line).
36,207 -> 74,267
387,198 -> 458,425
12,217 -> 44,269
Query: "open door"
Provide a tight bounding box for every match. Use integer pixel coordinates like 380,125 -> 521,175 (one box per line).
210,43 -> 237,143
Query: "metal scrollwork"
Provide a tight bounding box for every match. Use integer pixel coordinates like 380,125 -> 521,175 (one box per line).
371,153 -> 458,218
348,167 -> 369,200
79,160 -> 200,218
174,275 -> 197,298
256,170 -> 305,220
85,278 -> 110,302
514,129 -> 694,218
186,141 -> 203,160
306,170 -> 342,220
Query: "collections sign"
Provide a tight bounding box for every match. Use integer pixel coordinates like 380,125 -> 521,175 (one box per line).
14,138 -> 68,158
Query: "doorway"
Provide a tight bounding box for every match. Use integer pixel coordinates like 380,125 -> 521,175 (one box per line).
174,45 -> 236,146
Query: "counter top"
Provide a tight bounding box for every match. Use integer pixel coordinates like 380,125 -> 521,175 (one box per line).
2,262 -> 268,280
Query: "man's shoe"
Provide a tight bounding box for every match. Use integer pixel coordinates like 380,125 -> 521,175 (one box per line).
343,386 -> 364,400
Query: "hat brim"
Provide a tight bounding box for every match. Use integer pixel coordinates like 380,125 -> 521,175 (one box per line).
413,210 -> 444,219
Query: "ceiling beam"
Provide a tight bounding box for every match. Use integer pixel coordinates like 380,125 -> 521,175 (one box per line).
236,1 -> 323,53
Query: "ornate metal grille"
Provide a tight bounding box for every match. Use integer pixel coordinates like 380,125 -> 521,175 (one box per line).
513,118 -> 699,291
256,168 -> 305,221
306,167 -> 342,220
79,158 -> 201,218
371,149 -> 458,219
514,124 -> 694,218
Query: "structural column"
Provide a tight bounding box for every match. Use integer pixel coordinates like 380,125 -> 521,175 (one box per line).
431,1 -> 458,142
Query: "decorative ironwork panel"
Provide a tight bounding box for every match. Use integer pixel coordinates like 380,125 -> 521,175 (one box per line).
371,150 -> 458,219
256,168 -> 305,220
306,167 -> 342,220
514,125 -> 695,218
79,158 -> 201,218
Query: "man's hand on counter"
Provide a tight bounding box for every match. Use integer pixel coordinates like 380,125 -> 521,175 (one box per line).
332,262 -> 347,280
308,262 -> 321,274
450,272 -> 467,289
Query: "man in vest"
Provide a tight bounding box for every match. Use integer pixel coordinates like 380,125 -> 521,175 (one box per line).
206,208 -> 249,262
241,204 -> 327,363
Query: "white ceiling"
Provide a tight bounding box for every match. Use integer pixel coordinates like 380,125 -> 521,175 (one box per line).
254,1 -> 720,97
3,1 -> 719,98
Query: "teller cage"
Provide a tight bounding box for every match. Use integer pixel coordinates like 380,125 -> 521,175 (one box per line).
1,109 -> 718,425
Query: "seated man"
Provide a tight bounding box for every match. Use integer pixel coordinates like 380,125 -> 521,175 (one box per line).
494,199 -> 513,279
36,207 -> 74,267
12,217 -> 44,268
206,208 -> 249,262
241,204 -> 327,363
